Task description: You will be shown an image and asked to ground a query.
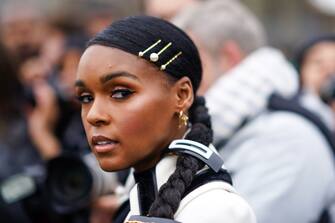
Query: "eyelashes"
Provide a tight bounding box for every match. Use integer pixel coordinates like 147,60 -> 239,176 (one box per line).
76,94 -> 93,104
111,88 -> 135,99
76,88 -> 135,104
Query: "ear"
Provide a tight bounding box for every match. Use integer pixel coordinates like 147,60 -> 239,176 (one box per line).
173,76 -> 194,112
218,40 -> 245,72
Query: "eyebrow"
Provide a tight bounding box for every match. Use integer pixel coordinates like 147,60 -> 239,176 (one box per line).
74,80 -> 86,88
100,71 -> 139,84
74,71 -> 140,88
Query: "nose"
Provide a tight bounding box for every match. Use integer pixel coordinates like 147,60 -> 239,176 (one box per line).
86,98 -> 110,127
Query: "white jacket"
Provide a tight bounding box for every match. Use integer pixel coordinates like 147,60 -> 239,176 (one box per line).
126,155 -> 256,223
206,47 -> 335,223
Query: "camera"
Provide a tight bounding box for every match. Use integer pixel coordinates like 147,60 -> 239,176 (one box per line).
46,153 -> 127,214
0,164 -> 55,223
320,75 -> 335,104
0,165 -> 45,205
0,153 -> 127,222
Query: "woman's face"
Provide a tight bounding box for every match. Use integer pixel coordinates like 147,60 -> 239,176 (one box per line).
301,42 -> 335,94
76,45 -> 189,172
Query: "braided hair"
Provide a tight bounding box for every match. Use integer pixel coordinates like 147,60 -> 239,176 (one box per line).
148,96 -> 213,218
88,16 -> 213,219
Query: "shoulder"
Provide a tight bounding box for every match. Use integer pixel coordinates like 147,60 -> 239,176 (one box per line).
175,181 -> 256,223
229,110 -> 331,150
250,110 -> 323,135
222,110 -> 335,186
237,109 -> 334,156
222,109 -> 333,162
251,110 -> 333,155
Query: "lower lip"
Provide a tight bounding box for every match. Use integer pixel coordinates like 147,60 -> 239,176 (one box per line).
93,143 -> 118,153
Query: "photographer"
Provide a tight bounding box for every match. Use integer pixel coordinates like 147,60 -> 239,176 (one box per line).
0,2 -> 126,222
0,30 -> 91,223
0,40 -> 46,223
173,1 -> 335,222
294,34 -> 335,128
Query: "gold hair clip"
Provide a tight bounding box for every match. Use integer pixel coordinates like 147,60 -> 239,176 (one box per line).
149,42 -> 172,62
138,39 -> 162,57
160,51 -> 182,70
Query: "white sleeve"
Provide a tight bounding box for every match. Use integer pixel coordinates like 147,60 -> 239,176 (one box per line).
175,183 -> 256,223
224,112 -> 335,223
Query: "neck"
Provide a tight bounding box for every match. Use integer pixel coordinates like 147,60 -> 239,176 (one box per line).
133,126 -> 188,173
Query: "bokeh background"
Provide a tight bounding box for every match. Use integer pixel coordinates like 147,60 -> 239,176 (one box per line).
0,1 -> 335,223
1,0 -> 335,57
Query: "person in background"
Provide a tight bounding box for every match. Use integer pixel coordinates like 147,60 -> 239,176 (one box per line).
0,37 -> 91,223
294,34 -> 335,127
295,35 -> 335,97
0,1 -> 51,66
0,40 -> 46,223
0,2 -> 92,221
173,0 -> 335,222
144,0 -> 203,20
0,1 -> 64,160
0,0 -> 91,159
49,35 -> 91,156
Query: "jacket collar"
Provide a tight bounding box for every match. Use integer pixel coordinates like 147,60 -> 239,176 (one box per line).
129,155 -> 178,216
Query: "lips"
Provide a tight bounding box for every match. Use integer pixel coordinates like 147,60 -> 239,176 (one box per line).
91,135 -> 119,153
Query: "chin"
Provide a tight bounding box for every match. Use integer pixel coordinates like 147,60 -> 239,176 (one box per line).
97,157 -> 127,172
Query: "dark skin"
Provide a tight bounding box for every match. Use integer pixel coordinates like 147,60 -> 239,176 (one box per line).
75,45 -> 194,172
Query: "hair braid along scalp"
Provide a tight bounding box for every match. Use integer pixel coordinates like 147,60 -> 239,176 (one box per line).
88,16 -> 213,219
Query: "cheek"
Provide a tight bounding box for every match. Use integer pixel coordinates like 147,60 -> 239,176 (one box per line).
116,96 -> 174,139
102,95 -> 175,171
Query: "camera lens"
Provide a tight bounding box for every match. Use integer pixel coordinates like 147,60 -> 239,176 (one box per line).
46,153 -> 122,215
47,155 -> 93,214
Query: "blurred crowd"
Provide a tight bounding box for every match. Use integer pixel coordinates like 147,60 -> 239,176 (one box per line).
1,0 -> 335,223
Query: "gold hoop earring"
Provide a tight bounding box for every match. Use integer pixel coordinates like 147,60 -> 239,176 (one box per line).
179,111 -> 189,128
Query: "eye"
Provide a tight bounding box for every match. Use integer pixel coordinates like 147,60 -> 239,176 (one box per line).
111,88 -> 134,99
77,93 -> 94,104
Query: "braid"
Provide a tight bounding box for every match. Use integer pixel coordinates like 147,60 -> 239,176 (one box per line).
148,96 -> 213,219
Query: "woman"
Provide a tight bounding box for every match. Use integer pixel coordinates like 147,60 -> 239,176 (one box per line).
75,16 -> 256,222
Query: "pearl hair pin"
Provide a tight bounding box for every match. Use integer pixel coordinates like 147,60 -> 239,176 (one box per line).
138,39 -> 161,57
149,42 -> 172,62
138,40 -> 183,70
160,51 -> 182,70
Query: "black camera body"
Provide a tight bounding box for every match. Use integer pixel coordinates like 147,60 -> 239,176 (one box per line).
0,153 -> 127,222
320,75 -> 335,104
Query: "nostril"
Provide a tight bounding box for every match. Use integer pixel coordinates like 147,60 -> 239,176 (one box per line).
95,119 -> 108,126
87,114 -> 109,126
